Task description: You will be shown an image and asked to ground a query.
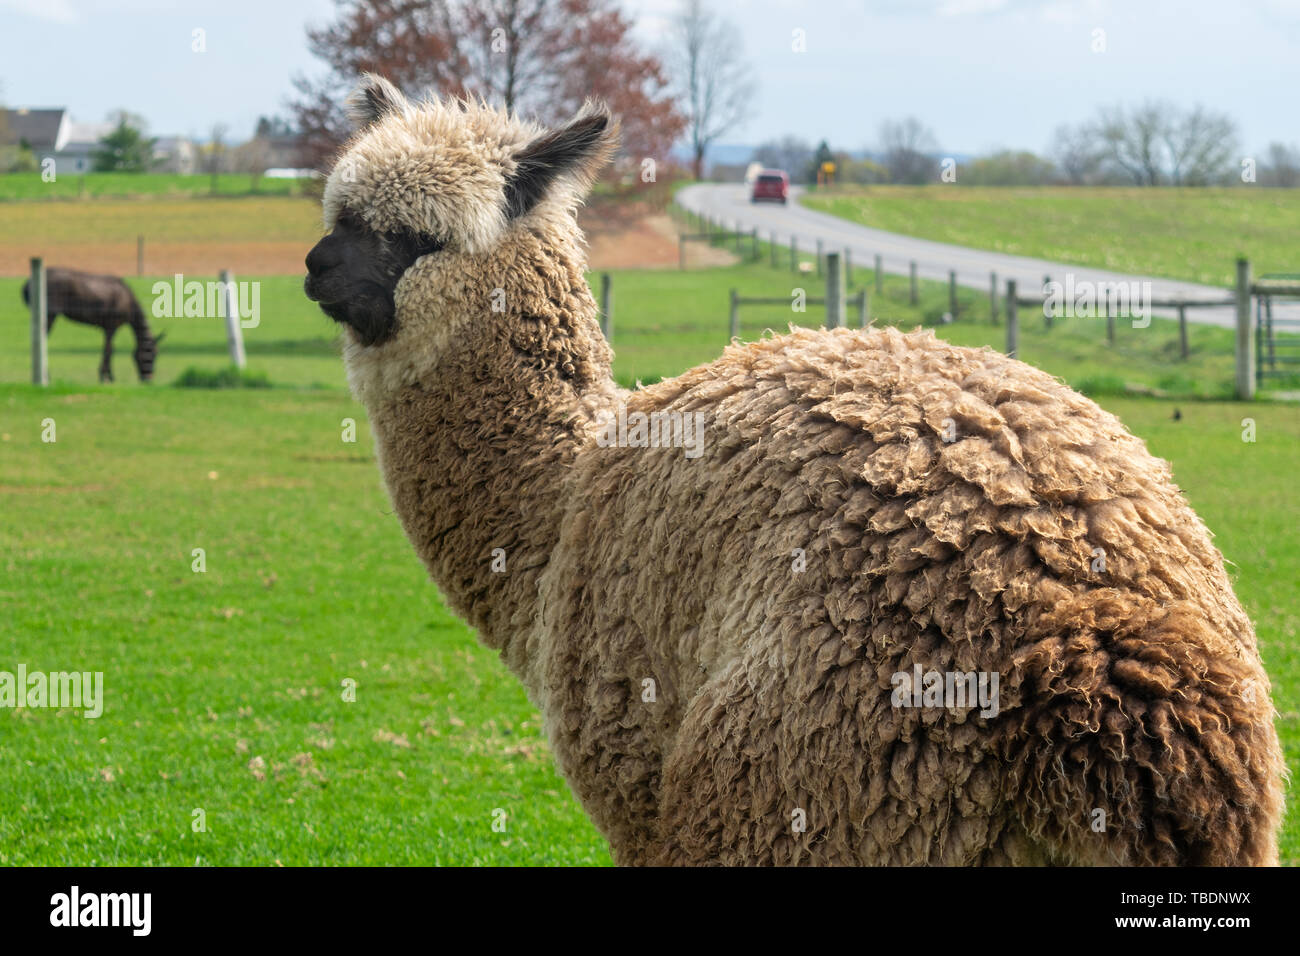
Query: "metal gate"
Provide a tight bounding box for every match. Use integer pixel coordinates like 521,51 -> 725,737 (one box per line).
1255,273 -> 1300,385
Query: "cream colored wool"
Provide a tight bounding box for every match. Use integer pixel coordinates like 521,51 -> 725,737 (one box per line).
322,76 -> 1285,866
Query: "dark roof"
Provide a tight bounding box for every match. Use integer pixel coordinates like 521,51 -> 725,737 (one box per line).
0,108 -> 66,149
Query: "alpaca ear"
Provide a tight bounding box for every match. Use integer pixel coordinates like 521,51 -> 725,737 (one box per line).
504,103 -> 618,219
346,74 -> 409,130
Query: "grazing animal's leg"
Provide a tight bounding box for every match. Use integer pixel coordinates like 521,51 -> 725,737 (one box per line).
99,327 -> 115,383
46,311 -> 57,333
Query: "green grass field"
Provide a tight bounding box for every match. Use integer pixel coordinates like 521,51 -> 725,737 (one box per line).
0,196 -> 319,246
1,201 -> 1296,864
2,382 -> 1294,864
0,171 -> 308,201
0,255 -> 1285,397
801,186 -> 1300,288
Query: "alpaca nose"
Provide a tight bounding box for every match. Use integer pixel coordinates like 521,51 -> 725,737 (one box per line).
305,237 -> 341,276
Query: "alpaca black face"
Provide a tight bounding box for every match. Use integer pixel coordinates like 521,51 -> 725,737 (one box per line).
304,211 -> 444,346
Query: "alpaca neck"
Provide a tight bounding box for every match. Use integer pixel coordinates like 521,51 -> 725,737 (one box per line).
355,236 -> 617,697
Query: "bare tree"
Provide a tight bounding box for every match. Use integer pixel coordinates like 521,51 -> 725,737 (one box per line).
1050,122 -> 1103,185
754,135 -> 812,181
1094,102 -> 1166,185
208,123 -> 228,195
230,136 -> 273,192
1163,105 -> 1236,186
1083,101 -> 1237,186
666,0 -> 756,179
1263,142 -> 1300,188
878,117 -> 938,184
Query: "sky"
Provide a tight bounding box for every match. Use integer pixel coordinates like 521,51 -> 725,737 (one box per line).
1,0 -> 1297,156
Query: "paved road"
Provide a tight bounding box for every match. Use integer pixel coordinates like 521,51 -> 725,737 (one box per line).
677,183 -> 1242,329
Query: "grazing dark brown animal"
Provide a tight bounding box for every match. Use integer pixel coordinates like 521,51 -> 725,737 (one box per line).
21,268 -> 164,382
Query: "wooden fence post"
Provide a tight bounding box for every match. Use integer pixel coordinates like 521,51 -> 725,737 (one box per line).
875,254 -> 882,294
989,271 -> 998,325
825,252 -> 845,329
600,272 -> 613,342
1106,309 -> 1115,345
30,257 -> 48,386
1006,279 -> 1018,359
1236,257 -> 1254,399
137,235 -> 144,277
220,269 -> 247,369
1043,274 -> 1053,328
857,289 -> 868,328
909,261 -> 918,305
729,288 -> 739,340
948,270 -> 958,319
1178,304 -> 1189,360
734,224 -> 742,254
751,227 -> 759,260
844,249 -> 853,287
816,239 -> 824,277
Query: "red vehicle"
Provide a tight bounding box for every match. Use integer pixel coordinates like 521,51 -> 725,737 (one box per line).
751,169 -> 789,204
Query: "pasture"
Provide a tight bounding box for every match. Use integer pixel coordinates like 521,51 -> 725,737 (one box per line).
801,186 -> 1300,288
0,261 -> 1273,397
0,196 -> 320,278
0,171 -> 305,202
2,379 -> 1295,864
1,192 -> 1296,865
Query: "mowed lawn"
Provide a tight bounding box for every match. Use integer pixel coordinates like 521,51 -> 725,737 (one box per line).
0,256 -> 1280,397
0,171 -> 306,201
801,186 -> 1300,288
1,383 -> 1295,865
0,383 -> 611,865
0,196 -> 322,277
0,209 -> 1296,862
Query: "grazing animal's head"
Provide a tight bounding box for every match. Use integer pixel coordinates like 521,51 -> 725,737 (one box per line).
304,74 -> 618,402
134,331 -> 164,382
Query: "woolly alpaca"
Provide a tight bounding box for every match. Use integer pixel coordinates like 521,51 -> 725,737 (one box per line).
306,75 -> 1285,866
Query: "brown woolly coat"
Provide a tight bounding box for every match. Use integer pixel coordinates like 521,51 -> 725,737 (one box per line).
325,81 -> 1285,866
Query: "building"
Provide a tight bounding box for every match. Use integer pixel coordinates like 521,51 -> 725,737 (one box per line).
153,136 -> 197,174
1,107 -> 193,174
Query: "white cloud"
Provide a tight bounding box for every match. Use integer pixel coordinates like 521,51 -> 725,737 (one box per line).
0,0 -> 79,23
937,0 -> 1010,16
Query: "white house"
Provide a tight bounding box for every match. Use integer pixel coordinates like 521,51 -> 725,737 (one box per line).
1,107 -> 193,173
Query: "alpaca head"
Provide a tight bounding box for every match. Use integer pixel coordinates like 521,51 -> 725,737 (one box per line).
305,75 -> 618,377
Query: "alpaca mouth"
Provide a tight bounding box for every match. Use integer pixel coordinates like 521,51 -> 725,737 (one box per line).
304,276 -> 397,346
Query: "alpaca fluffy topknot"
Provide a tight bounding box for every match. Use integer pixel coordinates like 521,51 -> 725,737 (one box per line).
324,74 -> 616,256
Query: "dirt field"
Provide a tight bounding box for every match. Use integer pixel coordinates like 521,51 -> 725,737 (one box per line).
0,240 -> 314,278
0,194 -> 731,277
585,210 -> 736,270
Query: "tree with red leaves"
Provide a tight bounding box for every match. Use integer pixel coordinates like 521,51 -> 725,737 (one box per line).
291,0 -> 684,171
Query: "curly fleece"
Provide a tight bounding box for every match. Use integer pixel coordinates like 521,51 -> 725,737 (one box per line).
324,77 -> 1285,866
